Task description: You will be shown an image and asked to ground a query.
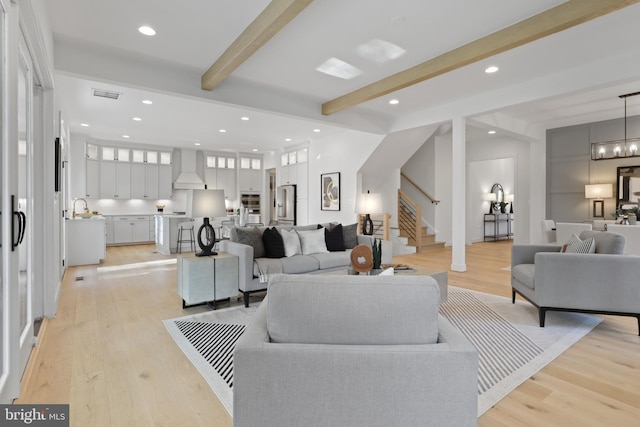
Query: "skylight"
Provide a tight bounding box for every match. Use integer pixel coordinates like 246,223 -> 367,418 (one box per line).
357,39 -> 406,64
316,57 -> 362,80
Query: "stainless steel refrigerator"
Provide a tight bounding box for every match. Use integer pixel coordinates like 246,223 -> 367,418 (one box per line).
276,184 -> 297,225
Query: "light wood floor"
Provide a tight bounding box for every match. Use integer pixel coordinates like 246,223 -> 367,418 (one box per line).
16,241 -> 640,426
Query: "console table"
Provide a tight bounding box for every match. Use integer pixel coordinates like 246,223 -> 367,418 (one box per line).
177,252 -> 239,309
484,213 -> 513,241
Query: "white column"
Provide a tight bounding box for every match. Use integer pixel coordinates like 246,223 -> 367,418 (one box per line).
451,116 -> 467,272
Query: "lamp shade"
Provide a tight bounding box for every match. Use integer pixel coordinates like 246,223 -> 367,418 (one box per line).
504,193 -> 514,202
483,192 -> 497,201
356,192 -> 382,213
191,189 -> 227,218
585,184 -> 613,199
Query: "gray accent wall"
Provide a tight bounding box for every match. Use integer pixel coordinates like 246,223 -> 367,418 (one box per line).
547,115 -> 640,222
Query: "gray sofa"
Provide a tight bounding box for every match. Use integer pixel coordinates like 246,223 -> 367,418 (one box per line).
233,274 -> 478,427
219,224 -> 392,307
511,230 -> 640,334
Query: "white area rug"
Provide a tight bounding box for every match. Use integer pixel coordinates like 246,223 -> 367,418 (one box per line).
164,287 -> 600,417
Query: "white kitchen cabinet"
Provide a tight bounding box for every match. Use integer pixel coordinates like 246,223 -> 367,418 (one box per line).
100,161 -> 131,199
67,218 -> 106,266
85,159 -> 100,198
158,165 -> 172,199
113,215 -> 152,244
105,216 -> 114,244
131,163 -> 159,199
239,168 -> 261,192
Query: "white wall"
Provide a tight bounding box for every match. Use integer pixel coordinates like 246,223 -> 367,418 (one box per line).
308,130 -> 383,226
401,133 -> 437,231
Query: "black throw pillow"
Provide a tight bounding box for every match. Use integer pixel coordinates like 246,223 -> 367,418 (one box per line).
325,223 -> 345,251
262,227 -> 285,258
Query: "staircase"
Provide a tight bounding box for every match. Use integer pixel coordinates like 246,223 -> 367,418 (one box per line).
398,182 -> 444,253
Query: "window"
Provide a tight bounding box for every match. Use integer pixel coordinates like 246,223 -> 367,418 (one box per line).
132,149 -> 144,163
86,143 -> 99,159
160,152 -> 171,165
206,155 -> 217,168
146,151 -> 158,164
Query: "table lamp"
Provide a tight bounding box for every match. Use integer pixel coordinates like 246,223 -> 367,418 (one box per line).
357,191 -> 382,235
585,184 -> 612,218
191,189 -> 227,257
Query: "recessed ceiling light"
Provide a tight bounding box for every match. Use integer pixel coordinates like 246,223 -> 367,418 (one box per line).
133,117 -> 142,121
252,149 -> 258,152
488,130 -> 497,134
316,57 -> 362,80
80,123 -> 89,127
138,26 -> 156,36
194,142 -> 201,146
219,129 -> 226,133
357,39 -> 406,64
122,135 -> 130,138
285,138 -> 292,142
485,66 -> 499,74
142,99 -> 152,105
389,99 -> 399,105
313,129 -> 321,133
241,116 -> 249,121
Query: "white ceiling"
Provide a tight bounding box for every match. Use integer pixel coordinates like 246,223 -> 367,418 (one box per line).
47,0 -> 640,151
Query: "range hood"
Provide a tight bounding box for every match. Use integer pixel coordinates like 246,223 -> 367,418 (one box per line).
173,149 -> 205,190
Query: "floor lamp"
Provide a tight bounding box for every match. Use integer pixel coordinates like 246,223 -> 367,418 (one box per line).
191,189 -> 227,257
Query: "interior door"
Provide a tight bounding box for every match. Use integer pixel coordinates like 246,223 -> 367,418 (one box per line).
16,29 -> 35,378
0,0 -> 8,403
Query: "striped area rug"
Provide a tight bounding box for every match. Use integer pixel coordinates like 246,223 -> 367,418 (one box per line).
164,288 -> 600,417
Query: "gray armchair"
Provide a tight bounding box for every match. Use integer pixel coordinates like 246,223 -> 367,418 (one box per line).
233,274 -> 478,427
511,230 -> 640,335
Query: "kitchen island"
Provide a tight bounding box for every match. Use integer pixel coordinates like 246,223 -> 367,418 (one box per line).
154,214 -> 201,255
66,217 -> 106,266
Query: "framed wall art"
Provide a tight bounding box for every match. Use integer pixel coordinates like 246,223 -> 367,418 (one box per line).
321,172 -> 340,211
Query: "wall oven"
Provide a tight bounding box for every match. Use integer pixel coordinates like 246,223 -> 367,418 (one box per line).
241,193 -> 261,214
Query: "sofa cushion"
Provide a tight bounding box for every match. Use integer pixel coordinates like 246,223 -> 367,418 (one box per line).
512,264 -> 535,290
310,250 -> 351,269
279,255 -> 320,274
297,228 -> 329,255
342,223 -> 358,249
231,227 -> 265,258
267,274 -> 440,345
324,223 -> 345,251
262,227 -> 285,258
280,229 -> 302,257
579,230 -> 625,254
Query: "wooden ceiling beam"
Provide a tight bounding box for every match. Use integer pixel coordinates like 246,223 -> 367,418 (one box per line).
202,0 -> 313,91
322,0 -> 640,115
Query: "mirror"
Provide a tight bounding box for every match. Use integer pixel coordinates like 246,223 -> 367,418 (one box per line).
490,183 -> 504,212
617,165 -> 640,210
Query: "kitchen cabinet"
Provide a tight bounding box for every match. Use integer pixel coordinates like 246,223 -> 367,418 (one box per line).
131,163 -> 160,199
85,159 -> 100,198
239,168 -> 261,192
67,218 -> 106,265
100,162 -> 131,199
158,165 -> 172,199
112,215 -> 152,244
205,165 -> 237,200
280,163 -> 308,197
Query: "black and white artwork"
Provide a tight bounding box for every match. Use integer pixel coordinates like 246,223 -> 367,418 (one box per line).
321,172 -> 340,211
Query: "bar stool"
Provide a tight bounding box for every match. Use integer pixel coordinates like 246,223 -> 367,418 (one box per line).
177,221 -> 196,253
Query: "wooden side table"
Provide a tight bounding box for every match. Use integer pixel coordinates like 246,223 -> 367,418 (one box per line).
177,251 -> 239,309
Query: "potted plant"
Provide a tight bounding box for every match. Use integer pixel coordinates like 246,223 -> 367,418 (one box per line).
371,238 -> 383,274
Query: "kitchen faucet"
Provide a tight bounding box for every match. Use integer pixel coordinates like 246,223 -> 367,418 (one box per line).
72,198 -> 89,218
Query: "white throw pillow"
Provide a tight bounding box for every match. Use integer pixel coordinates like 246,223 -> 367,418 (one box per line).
561,233 -> 596,254
280,229 -> 302,257
296,228 -> 329,255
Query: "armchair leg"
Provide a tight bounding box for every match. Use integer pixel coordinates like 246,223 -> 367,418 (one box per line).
243,291 -> 250,308
636,316 -> 640,336
511,289 -> 516,304
539,308 -> 547,327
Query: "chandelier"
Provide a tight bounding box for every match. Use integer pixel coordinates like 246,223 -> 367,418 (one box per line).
591,91 -> 640,160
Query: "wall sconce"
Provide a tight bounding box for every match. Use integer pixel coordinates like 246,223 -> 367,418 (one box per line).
585,184 -> 613,218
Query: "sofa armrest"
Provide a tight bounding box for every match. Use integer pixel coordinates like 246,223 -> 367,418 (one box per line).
512,244 -> 561,267
533,252 -> 640,312
218,240 -> 254,292
234,309 -> 477,427
357,235 -> 393,264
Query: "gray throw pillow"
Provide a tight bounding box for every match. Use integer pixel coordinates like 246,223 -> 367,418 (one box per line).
342,223 -> 358,249
231,227 -> 265,258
